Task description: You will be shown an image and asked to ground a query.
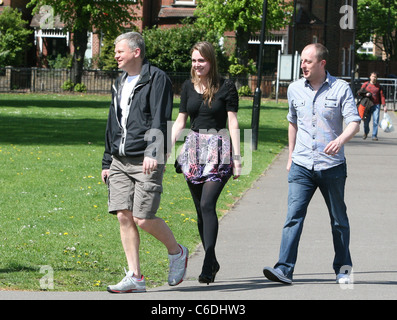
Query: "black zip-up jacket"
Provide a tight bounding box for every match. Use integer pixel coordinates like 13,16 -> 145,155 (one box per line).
102,60 -> 173,169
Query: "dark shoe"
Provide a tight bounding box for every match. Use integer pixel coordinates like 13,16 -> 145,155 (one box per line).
263,267 -> 292,284
198,274 -> 212,285
363,133 -> 368,140
199,261 -> 220,285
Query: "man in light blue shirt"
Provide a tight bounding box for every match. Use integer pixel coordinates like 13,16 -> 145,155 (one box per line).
263,43 -> 361,285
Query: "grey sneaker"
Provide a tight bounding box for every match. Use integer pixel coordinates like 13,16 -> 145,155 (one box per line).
107,269 -> 146,293
168,244 -> 188,286
263,266 -> 292,284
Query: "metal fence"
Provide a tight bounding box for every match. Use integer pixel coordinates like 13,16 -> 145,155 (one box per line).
0,67 -> 190,95
1,67 -> 119,94
2,67 -> 395,109
0,67 -> 285,98
340,77 -> 397,111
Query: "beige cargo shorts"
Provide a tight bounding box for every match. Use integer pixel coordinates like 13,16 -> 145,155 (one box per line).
107,156 -> 164,219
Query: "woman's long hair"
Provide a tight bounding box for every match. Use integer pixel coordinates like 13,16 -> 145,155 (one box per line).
190,41 -> 220,106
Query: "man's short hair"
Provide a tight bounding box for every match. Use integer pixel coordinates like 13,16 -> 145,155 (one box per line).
115,32 -> 146,59
312,43 -> 329,63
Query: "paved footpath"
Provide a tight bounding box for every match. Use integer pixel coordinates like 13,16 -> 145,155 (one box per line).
1,112 -> 397,302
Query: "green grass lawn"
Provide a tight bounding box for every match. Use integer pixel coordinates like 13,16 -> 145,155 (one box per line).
0,93 -> 288,291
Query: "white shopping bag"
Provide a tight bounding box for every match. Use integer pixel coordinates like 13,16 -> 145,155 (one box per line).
380,113 -> 394,133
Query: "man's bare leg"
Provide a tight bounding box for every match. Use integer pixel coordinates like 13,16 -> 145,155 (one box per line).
117,210 -> 141,277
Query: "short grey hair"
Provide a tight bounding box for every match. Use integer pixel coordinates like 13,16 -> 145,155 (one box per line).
115,32 -> 145,59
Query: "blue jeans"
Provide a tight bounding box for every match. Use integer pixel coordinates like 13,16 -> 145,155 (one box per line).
275,162 -> 352,279
364,104 -> 380,137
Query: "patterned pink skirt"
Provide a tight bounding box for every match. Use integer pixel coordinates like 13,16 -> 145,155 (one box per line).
176,130 -> 233,184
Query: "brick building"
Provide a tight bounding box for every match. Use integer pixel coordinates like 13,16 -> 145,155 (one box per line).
289,0 -> 357,77
0,0 -> 32,20
2,0 -> 360,78
27,0 -> 197,67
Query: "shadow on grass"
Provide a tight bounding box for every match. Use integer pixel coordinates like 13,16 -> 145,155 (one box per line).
0,262 -> 39,273
0,115 -> 107,146
0,97 -> 288,147
0,114 -> 287,147
0,99 -> 110,109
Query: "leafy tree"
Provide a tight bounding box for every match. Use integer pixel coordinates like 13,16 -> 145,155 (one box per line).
94,31 -> 118,71
142,22 -> 227,73
28,0 -> 141,84
93,21 -> 227,73
0,7 -> 33,67
357,0 -> 397,61
194,0 -> 292,68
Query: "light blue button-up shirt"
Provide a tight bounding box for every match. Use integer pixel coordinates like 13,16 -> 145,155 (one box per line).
287,72 -> 361,171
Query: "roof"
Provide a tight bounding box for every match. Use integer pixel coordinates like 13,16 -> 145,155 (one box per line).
30,10 -> 65,29
158,6 -> 195,18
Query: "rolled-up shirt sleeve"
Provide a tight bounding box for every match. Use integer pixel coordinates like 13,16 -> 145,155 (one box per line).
340,82 -> 362,125
287,87 -> 298,124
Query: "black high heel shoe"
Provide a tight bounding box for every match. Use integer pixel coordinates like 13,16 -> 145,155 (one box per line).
198,262 -> 220,285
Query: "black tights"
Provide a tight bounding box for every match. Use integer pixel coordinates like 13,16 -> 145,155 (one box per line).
187,180 -> 227,274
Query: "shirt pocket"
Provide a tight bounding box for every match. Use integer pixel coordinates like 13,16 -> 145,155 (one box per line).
323,96 -> 339,120
324,96 -> 338,108
292,99 -> 306,119
293,99 -> 305,108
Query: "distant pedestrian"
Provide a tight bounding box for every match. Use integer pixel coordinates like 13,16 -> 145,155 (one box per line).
357,72 -> 387,141
171,41 -> 241,284
101,32 -> 188,293
263,43 -> 361,285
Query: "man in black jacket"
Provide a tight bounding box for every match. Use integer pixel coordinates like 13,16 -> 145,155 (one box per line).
101,32 -> 188,293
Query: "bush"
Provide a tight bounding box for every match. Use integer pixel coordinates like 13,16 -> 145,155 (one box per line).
142,21 -> 228,73
48,54 -> 73,69
61,80 -> 75,91
74,83 -> 87,93
0,7 -> 32,67
61,81 -> 87,93
238,85 -> 252,97
228,56 -> 257,77
93,31 -> 119,71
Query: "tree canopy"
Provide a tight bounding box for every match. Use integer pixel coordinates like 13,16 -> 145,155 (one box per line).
357,0 -> 396,61
0,7 -> 32,67
143,22 -> 227,73
28,0 -> 142,83
195,0 -> 291,36
194,0 -> 292,66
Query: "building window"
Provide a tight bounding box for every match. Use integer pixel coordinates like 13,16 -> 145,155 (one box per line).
341,48 -> 346,76
175,0 -> 196,5
312,35 -> 318,44
347,46 -> 352,77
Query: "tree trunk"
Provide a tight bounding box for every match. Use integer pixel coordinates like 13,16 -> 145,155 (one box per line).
235,27 -> 250,69
71,29 -> 88,84
234,27 -> 251,88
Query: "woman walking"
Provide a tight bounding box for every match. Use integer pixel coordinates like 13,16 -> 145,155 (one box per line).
171,42 -> 241,284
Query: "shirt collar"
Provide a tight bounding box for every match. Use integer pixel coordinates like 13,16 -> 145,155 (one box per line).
304,71 -> 333,89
